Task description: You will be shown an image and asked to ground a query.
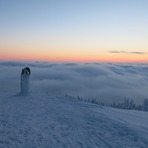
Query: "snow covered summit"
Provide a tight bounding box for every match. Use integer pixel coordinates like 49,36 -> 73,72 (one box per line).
0,93 -> 148,148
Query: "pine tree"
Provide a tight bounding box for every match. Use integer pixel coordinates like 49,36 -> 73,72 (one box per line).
142,99 -> 148,111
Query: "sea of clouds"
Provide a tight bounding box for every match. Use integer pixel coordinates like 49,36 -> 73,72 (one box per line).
0,61 -> 148,104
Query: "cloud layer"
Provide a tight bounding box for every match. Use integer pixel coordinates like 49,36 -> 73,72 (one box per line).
109,50 -> 146,54
0,61 -> 148,104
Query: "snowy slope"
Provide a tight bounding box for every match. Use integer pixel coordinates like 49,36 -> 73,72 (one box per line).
0,93 -> 148,148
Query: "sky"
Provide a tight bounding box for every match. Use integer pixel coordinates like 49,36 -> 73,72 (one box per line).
0,61 -> 148,104
0,0 -> 148,62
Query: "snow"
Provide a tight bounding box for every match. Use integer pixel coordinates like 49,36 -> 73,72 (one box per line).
0,93 -> 148,148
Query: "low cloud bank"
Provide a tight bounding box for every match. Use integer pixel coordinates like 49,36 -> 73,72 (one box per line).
0,61 -> 148,104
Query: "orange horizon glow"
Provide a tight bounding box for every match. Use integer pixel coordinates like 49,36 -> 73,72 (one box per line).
0,45 -> 148,63
0,49 -> 148,63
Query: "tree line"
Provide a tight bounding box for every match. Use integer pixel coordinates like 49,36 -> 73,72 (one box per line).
65,94 -> 148,112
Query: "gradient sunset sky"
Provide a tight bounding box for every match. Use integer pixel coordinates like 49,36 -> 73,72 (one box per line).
0,0 -> 148,62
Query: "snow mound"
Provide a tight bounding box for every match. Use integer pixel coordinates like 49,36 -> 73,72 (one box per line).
0,93 -> 148,148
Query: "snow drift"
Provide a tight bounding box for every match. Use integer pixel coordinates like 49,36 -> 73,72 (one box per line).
0,93 -> 148,148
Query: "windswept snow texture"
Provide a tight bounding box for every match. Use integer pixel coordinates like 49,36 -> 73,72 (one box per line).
0,93 -> 148,148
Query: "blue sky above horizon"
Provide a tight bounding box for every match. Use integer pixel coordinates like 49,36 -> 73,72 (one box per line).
0,0 -> 148,62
